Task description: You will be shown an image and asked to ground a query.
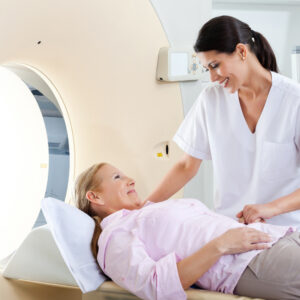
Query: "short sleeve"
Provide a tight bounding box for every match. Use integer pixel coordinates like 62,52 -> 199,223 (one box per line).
99,230 -> 186,300
173,89 -> 211,160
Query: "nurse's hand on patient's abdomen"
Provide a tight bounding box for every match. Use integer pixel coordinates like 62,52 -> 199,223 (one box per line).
215,227 -> 272,255
236,203 -> 278,224
237,215 -> 265,224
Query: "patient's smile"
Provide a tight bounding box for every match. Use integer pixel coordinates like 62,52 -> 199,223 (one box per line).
94,164 -> 143,211
127,189 -> 136,194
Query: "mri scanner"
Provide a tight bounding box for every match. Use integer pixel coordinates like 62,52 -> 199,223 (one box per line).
0,1 -> 262,299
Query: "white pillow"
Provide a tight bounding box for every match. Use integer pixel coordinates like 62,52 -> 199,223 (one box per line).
41,197 -> 107,293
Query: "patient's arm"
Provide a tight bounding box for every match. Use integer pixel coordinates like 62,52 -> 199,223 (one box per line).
100,231 -> 186,300
177,227 -> 271,289
146,154 -> 202,203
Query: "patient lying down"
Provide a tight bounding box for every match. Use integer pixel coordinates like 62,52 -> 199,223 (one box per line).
75,163 -> 300,300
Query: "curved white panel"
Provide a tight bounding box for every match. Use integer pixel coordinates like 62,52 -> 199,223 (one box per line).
2,225 -> 76,286
0,66 -> 48,259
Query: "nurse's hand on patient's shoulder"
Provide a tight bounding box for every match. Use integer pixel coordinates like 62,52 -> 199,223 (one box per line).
236,203 -> 278,224
215,227 -> 272,255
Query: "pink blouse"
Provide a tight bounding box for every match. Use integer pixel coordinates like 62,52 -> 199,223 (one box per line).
97,198 -> 294,300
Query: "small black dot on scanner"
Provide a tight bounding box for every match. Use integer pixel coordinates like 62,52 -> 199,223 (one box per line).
37,41 -> 42,45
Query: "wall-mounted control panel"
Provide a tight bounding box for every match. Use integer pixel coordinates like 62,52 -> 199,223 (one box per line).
156,47 -> 207,82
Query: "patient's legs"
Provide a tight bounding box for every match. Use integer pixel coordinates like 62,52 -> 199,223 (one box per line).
234,232 -> 300,300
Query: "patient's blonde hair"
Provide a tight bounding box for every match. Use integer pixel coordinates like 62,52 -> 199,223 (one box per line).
74,163 -> 106,260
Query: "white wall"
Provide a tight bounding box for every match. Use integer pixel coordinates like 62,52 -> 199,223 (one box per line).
150,0 -> 215,207
213,2 -> 300,78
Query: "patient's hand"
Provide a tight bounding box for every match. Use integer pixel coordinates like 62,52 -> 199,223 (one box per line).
215,227 -> 272,255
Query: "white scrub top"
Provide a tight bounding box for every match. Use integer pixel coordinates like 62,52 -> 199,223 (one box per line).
174,71 -> 300,228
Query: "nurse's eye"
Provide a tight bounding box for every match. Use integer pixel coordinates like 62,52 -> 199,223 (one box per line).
114,174 -> 121,180
211,63 -> 219,69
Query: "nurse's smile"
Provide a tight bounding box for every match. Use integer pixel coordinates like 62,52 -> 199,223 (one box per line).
197,49 -> 246,94
219,77 -> 229,87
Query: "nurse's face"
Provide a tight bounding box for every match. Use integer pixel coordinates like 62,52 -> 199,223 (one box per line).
92,164 -> 143,212
198,45 -> 247,93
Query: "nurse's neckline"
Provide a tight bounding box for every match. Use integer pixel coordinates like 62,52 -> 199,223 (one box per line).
238,70 -> 272,102
235,71 -> 275,135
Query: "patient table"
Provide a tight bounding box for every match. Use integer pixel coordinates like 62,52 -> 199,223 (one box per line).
0,226 -> 263,300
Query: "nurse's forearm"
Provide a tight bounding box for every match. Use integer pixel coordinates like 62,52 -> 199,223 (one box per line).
146,161 -> 193,203
271,188 -> 300,215
146,155 -> 202,203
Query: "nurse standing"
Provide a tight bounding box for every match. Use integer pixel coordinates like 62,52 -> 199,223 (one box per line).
147,15 -> 300,228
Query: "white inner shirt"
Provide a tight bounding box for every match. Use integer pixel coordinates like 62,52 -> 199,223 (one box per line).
174,71 -> 300,228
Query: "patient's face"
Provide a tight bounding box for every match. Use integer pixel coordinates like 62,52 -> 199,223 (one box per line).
94,164 -> 143,212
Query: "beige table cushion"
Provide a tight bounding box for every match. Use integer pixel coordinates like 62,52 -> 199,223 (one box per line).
83,281 -> 263,300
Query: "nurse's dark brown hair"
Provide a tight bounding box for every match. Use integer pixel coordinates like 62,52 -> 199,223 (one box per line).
74,163 -> 106,260
194,15 -> 278,72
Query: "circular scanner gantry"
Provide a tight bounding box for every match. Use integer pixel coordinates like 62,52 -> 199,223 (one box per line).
0,0 -> 184,261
